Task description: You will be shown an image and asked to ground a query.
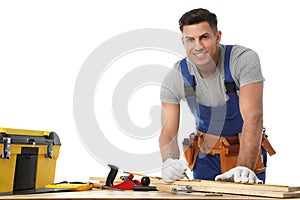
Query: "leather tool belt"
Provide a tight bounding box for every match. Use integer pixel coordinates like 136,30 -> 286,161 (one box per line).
182,129 -> 276,174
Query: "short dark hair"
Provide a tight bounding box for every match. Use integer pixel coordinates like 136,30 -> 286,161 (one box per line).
179,8 -> 218,33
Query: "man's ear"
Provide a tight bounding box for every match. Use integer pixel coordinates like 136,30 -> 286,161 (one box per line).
216,31 -> 222,44
181,36 -> 185,45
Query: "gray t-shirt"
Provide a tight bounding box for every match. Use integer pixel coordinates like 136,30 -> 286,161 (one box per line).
160,44 -> 265,106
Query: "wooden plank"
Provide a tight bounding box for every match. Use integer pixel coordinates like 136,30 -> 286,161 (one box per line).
154,180 -> 300,198
188,184 -> 300,198
167,180 -> 298,192
90,177 -> 300,198
155,184 -> 300,198
91,177 -> 299,193
201,180 -> 300,192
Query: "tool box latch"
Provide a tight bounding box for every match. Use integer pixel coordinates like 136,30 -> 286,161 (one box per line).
1,137 -> 11,159
45,132 -> 61,159
46,141 -> 53,159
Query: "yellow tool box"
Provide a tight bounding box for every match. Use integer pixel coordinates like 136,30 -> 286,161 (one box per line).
0,127 -> 61,193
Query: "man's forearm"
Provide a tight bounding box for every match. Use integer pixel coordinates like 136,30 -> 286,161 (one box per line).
237,120 -> 263,170
159,102 -> 181,162
237,82 -> 264,170
159,131 -> 180,162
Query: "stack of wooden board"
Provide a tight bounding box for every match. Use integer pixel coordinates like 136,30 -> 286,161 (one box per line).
91,177 -> 300,198
154,180 -> 300,198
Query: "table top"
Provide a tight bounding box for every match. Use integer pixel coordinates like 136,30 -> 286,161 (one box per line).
0,189 -> 298,200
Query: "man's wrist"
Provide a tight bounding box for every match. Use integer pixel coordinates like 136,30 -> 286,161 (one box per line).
236,159 -> 256,171
162,152 -> 179,162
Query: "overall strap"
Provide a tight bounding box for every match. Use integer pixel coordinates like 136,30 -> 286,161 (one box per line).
224,45 -> 238,94
180,58 -> 200,118
180,58 -> 196,97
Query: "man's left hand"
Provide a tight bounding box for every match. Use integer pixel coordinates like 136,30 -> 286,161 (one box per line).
215,166 -> 262,183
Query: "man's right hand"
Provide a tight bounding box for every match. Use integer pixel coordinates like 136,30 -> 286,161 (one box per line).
162,158 -> 187,183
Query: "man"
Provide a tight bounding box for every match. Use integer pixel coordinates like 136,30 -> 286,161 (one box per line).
159,8 -> 275,183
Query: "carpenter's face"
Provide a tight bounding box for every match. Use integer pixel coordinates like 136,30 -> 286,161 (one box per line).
182,22 -> 221,68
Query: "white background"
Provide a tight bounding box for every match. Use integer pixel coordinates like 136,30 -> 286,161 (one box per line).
1,0 -> 299,186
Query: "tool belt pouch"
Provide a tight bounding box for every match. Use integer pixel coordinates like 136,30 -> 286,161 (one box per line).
219,143 -> 265,174
219,134 -> 274,174
219,139 -> 239,174
182,133 -> 199,170
183,132 -> 276,173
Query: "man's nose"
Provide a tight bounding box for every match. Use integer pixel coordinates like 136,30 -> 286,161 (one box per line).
194,39 -> 203,50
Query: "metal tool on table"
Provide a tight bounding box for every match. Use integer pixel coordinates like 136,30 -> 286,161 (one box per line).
156,185 -> 222,196
103,164 -> 155,191
159,185 -> 193,193
101,163 -> 222,196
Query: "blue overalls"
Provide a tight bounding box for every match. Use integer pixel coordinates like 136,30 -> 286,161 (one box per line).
180,45 -> 267,182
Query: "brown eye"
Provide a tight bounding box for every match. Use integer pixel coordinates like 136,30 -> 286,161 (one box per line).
201,35 -> 209,40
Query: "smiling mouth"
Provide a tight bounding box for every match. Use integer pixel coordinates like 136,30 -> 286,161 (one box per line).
192,51 -> 207,58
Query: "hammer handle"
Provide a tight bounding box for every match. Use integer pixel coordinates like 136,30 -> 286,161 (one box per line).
156,185 -> 175,194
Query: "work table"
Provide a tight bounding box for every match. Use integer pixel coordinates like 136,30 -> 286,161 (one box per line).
0,189 -> 299,200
